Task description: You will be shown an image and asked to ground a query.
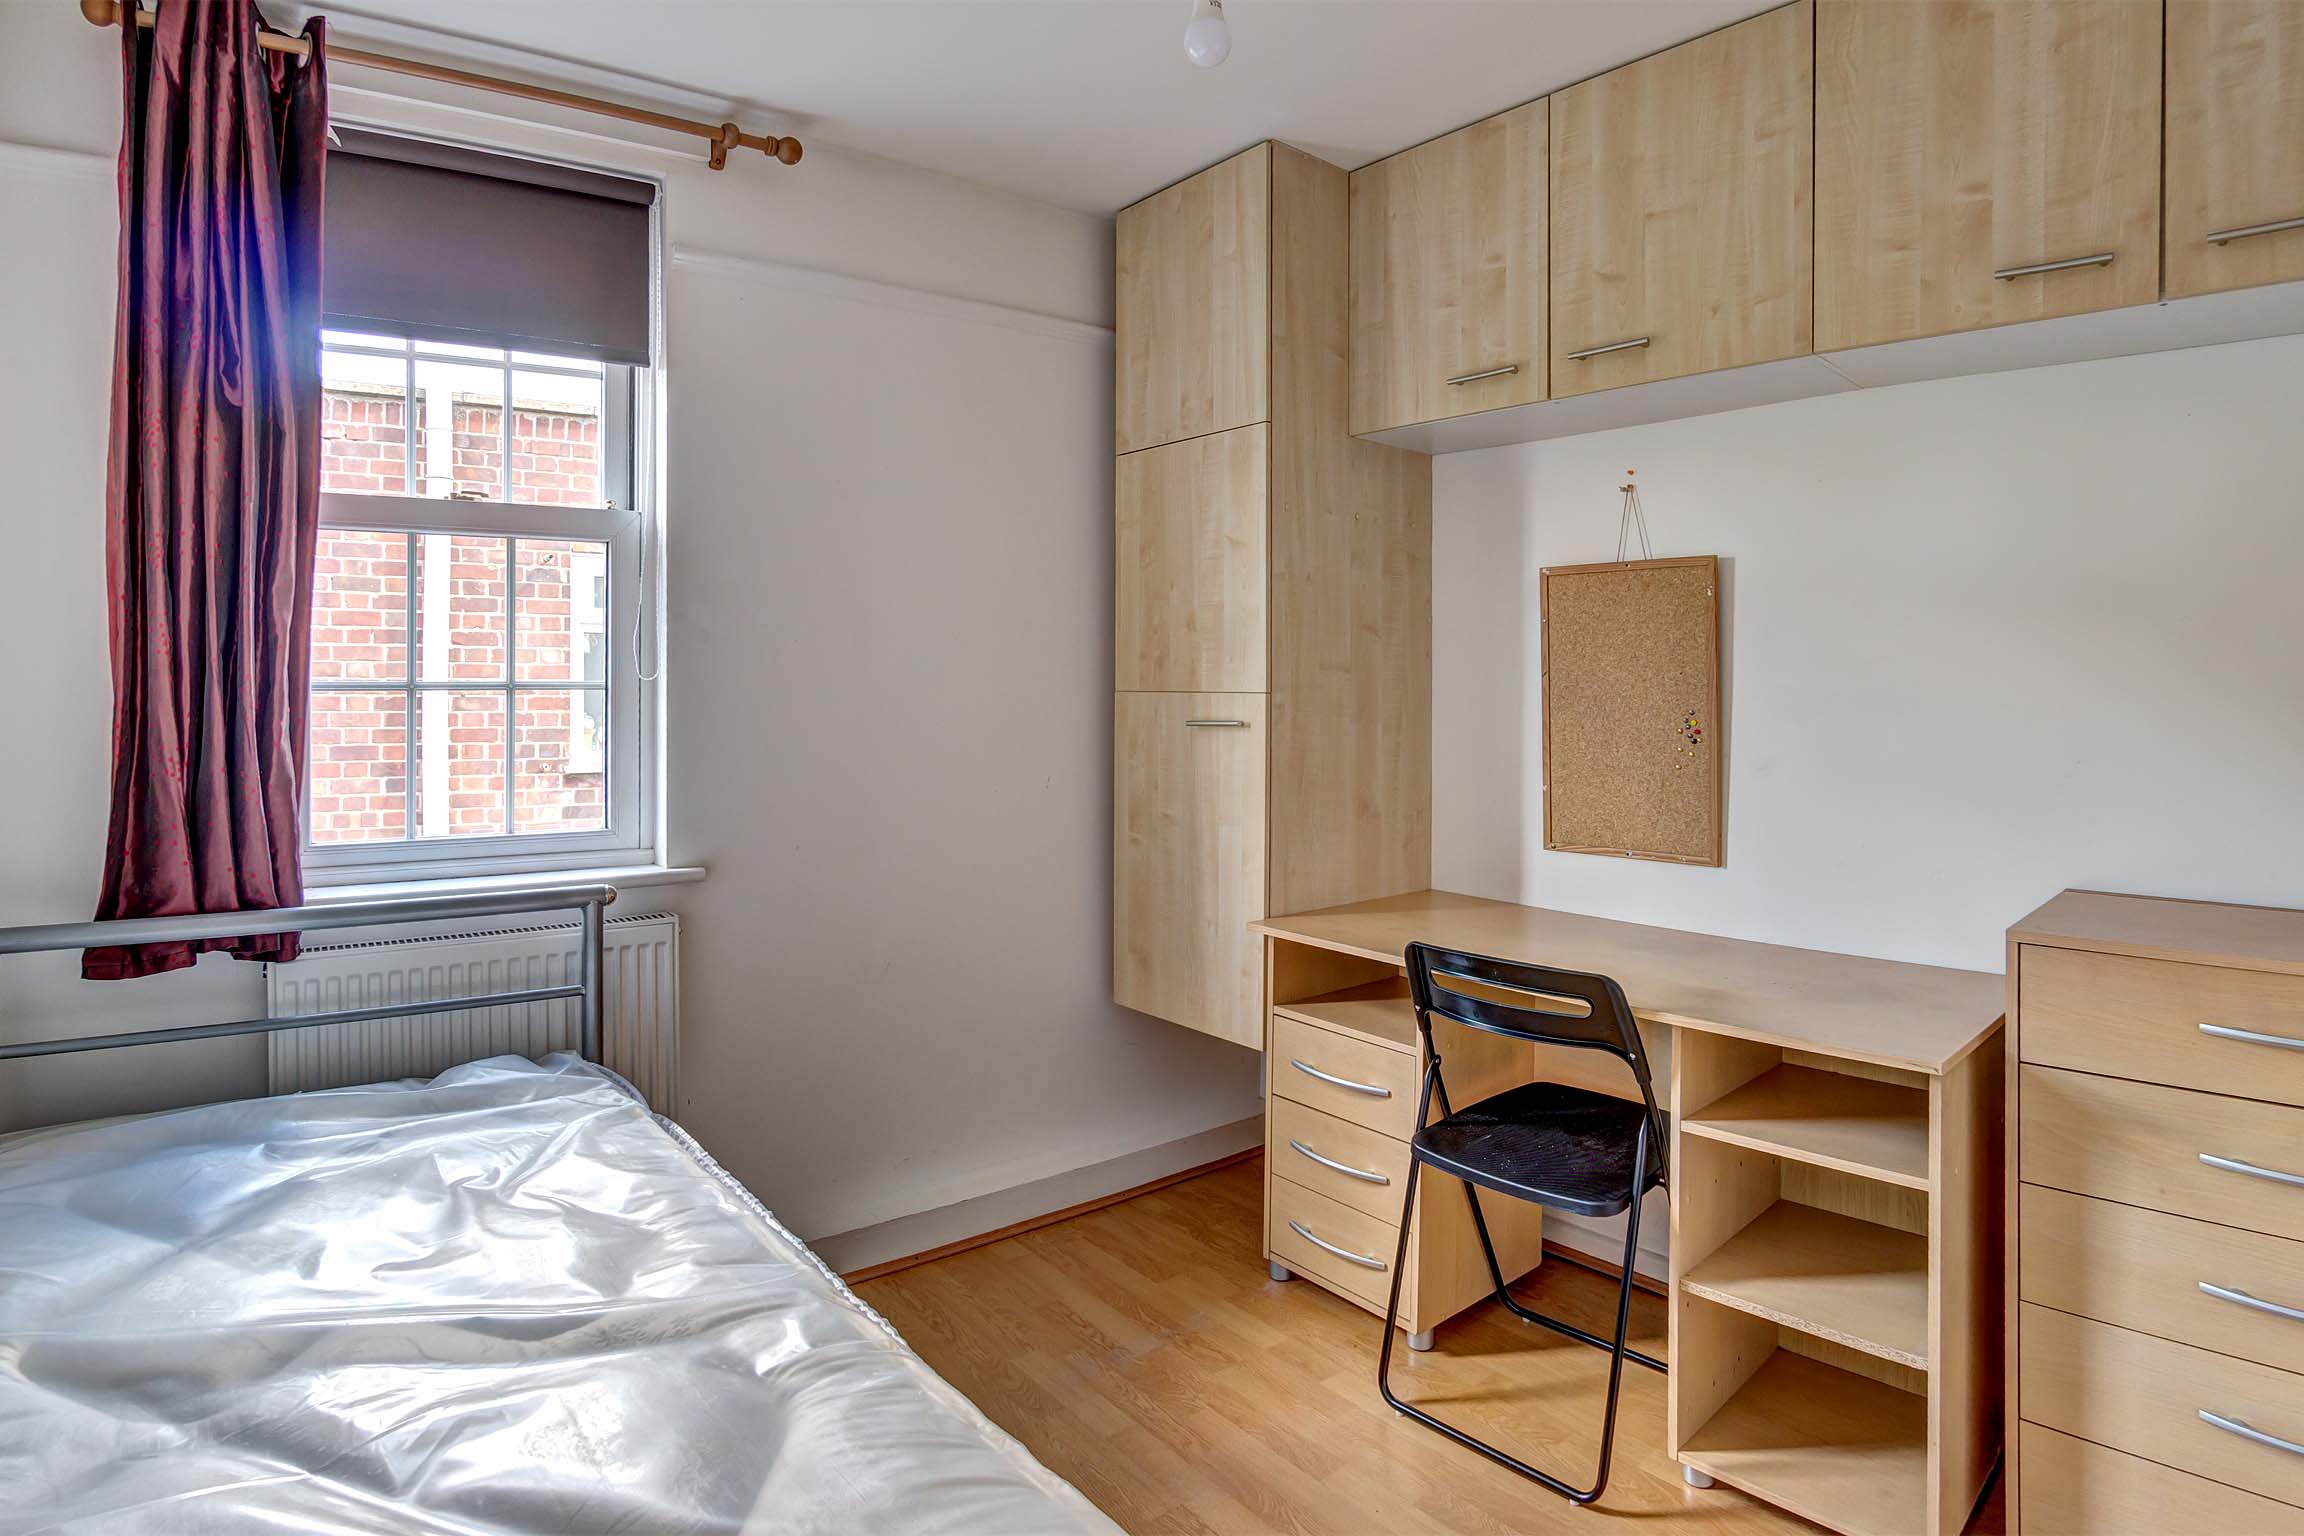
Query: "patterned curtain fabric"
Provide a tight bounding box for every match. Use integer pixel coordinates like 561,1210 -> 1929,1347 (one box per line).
85,2 -> 329,980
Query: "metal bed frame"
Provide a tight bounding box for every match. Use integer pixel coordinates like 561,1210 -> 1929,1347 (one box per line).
0,884 -> 617,1066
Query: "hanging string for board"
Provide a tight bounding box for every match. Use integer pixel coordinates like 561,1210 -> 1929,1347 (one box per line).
1614,469 -> 1655,564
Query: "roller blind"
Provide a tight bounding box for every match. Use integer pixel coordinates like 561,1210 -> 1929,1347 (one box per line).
323,130 -> 655,366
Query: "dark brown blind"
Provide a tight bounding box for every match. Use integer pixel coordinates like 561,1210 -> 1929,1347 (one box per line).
323,131 -> 655,366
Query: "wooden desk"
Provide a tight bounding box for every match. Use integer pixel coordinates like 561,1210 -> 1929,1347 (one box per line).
1252,889 -> 2005,1536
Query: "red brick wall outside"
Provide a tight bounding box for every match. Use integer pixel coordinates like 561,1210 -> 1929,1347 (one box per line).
311,385 -> 608,847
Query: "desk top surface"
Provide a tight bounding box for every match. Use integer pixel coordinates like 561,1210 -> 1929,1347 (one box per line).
1252,890 -> 2004,1076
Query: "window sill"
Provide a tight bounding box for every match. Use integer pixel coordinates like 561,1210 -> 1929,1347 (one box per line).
304,862 -> 706,906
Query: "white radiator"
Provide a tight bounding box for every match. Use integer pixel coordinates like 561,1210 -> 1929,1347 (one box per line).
264,913 -> 679,1113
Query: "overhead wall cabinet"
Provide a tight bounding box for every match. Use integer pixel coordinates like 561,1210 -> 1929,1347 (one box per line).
1112,144 -> 1433,1050
2165,0 -> 2304,299
1349,98 -> 1549,437
1550,0 -> 1814,398
1815,0 -> 2163,351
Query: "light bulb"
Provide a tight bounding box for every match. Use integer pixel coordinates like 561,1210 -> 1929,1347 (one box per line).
1183,0 -> 1231,68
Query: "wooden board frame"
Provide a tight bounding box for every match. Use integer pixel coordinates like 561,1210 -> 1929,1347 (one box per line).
1540,554 -> 1722,866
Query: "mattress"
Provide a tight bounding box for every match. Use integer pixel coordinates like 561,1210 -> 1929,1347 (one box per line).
0,1054 -> 1118,1536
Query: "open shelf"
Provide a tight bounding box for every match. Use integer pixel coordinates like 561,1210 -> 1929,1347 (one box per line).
1680,1349 -> 1928,1536
1680,1200 -> 1929,1368
1682,1063 -> 1931,1189
1270,978 -> 1416,1052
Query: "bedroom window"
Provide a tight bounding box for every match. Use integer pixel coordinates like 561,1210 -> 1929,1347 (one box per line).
307,331 -> 652,881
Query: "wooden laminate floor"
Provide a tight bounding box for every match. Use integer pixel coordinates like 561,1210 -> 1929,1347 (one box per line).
856,1157 -> 2006,1536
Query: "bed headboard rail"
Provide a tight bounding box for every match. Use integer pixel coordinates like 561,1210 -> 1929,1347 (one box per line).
0,885 -> 616,1064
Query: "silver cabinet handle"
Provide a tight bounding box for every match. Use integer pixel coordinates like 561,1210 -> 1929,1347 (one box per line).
1286,1219 -> 1387,1270
2201,1022 -> 2304,1053
1183,719 -> 1247,728
2201,1282 -> 2304,1326
1287,1138 -> 1390,1185
1288,1059 -> 1392,1098
1565,336 -> 1651,361
1993,253 -> 2116,280
1445,364 -> 1519,386
2201,1153 -> 2304,1190
2208,215 -> 2304,246
2201,1410 -> 2304,1458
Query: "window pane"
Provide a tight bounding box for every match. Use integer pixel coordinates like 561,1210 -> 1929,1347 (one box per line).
308,691 -> 408,844
320,348 -> 411,496
416,534 -> 508,685
508,369 -> 605,506
514,539 -> 609,683
412,356 -> 507,501
516,689 -> 608,834
417,690 -> 507,840
311,530 -> 408,682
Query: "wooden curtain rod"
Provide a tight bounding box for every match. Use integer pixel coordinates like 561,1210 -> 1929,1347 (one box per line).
80,0 -> 802,169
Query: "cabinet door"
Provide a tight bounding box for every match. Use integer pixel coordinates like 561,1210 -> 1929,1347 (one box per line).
1114,425 -> 1267,693
1114,145 -> 1270,456
1349,99 -> 1548,435
1549,0 -> 1813,398
2167,0 -> 2304,299
1113,693 -> 1267,1049
1816,0 -> 2162,351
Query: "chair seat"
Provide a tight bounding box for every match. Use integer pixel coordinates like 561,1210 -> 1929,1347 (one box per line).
1411,1081 -> 1664,1218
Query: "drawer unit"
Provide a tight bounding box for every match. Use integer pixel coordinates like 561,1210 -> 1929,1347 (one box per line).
2020,1303 -> 2304,1510
1269,1012 -> 1418,1138
2019,1184 -> 2304,1378
2009,891 -> 2304,1532
2020,944 -> 2304,1108
1268,1096 -> 1411,1221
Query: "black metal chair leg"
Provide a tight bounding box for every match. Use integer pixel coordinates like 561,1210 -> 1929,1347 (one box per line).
1459,1174 -> 1667,1374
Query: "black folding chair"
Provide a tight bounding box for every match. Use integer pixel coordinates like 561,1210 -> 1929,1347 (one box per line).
1376,943 -> 1668,1505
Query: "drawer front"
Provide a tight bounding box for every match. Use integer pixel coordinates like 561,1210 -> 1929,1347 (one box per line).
2021,1422 -> 2304,1536
2022,945 -> 2304,1108
2021,1303 -> 2304,1508
1269,1098 -> 1412,1222
2020,1184 -> 2304,1378
1270,1174 -> 1407,1315
2021,1066 -> 2304,1243
1269,1014 -> 1417,1138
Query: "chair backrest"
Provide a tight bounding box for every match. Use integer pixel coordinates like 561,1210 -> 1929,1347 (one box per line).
1404,942 -> 1666,1150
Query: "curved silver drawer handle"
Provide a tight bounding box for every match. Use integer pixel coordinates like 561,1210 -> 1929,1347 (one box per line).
1564,336 -> 1651,361
2201,1153 -> 2304,1189
1445,364 -> 1520,386
1288,1059 -> 1392,1098
2200,1282 -> 2304,1325
1287,1139 -> 1390,1185
2201,1022 -> 2304,1053
1287,1219 -> 1387,1271
1993,252 -> 2116,280
2208,214 -> 2304,246
2201,1410 -> 2304,1458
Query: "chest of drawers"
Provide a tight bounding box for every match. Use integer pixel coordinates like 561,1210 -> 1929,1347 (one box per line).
2009,891 -> 2304,1535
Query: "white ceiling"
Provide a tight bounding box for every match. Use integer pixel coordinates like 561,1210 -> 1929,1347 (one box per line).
286,0 -> 1776,214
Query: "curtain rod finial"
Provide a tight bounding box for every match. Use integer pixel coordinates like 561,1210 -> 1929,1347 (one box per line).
82,0 -> 120,27
772,137 -> 803,166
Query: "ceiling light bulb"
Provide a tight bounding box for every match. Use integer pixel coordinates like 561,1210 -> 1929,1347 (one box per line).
1183,0 -> 1231,68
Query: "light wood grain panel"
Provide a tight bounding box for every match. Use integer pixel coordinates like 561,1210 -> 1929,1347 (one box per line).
1270,1173 -> 1409,1314
1269,1096 -> 1411,1220
1550,0 -> 1813,397
1684,1063 -> 1933,1188
1272,977 -> 1418,1052
1269,1013 -> 1417,1137
1113,145 -> 1269,455
1408,1163 -> 1548,1335
2021,944 -> 2304,1108
2167,0 -> 2304,298
1931,1039 -> 2002,1536
2020,1423 -> 2304,1536
1267,143 -> 1435,916
1815,0 -> 2162,351
1679,1346 -> 1930,1536
1111,691 -> 1267,1047
1113,425 -> 1268,693
2019,1184 -> 2304,1378
1681,1201 -> 1929,1368
2020,1302 -> 2304,1508
1349,99 -> 1548,435
2020,1065 -> 2304,1243
2011,888 -> 2304,976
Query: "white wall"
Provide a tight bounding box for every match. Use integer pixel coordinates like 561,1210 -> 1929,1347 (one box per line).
0,5 -> 1260,1239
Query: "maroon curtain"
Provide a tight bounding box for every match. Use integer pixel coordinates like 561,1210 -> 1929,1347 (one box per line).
85,3 -> 329,981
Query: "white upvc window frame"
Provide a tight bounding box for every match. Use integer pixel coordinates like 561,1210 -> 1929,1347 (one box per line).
305,335 -> 658,886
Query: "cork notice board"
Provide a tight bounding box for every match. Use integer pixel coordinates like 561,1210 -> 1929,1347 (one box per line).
1541,555 -> 1721,866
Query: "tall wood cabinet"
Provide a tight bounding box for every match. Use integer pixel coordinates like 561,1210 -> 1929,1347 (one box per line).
1113,144 -> 1433,1050
1816,0 -> 2164,351
1549,0 -> 1814,397
2166,0 -> 2304,299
